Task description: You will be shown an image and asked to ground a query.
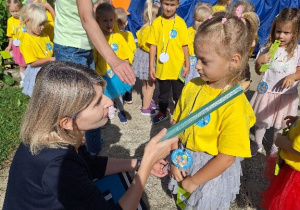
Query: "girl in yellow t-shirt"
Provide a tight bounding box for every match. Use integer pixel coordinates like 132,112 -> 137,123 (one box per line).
94,3 -> 132,124
19,3 -> 55,97
5,0 -> 27,83
212,0 -> 232,13
260,115 -> 300,209
185,2 -> 212,84
168,13 -> 256,209
132,2 -> 160,115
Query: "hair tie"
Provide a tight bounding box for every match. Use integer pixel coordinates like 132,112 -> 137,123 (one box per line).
236,5 -> 243,18
208,15 -> 213,19
221,18 -> 227,24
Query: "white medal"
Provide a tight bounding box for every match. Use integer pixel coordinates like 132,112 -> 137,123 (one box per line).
13,39 -> 21,46
159,52 -> 169,63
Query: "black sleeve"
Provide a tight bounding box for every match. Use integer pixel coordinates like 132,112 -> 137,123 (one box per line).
42,151 -> 121,210
78,145 -> 108,179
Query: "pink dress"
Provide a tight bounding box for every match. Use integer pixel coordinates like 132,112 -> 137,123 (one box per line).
250,45 -> 300,129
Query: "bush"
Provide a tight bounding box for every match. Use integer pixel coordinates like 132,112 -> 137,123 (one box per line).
0,86 -> 29,165
0,0 -> 9,50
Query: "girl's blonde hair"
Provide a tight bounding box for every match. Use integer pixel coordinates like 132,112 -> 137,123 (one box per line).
141,1 -> 160,29
229,0 -> 254,13
20,61 -> 106,155
195,12 -> 254,85
19,2 -> 47,30
194,2 -> 213,22
6,0 -> 22,10
267,8 -> 300,58
115,7 -> 127,26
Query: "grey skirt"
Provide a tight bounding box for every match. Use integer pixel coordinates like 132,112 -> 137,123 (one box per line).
132,48 -> 152,80
22,65 -> 42,97
168,149 -> 242,210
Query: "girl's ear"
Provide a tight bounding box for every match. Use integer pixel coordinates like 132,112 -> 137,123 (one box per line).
59,117 -> 74,131
230,53 -> 241,70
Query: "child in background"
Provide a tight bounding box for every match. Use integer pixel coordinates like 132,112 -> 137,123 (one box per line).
5,0 -> 26,86
23,0 -> 55,41
132,2 -> 160,116
148,0 -> 190,124
260,115 -> 300,209
250,8 -> 300,156
185,2 -> 212,84
229,0 -> 260,91
20,2 -> 55,97
94,3 -> 132,124
213,0 -> 232,13
115,7 -> 136,104
168,12 -> 256,209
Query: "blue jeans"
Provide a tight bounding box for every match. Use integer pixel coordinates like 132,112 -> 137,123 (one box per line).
54,43 -> 101,154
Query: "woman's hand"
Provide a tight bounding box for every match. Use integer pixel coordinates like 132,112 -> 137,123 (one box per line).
181,176 -> 198,194
281,74 -> 296,89
142,129 -> 178,169
151,159 -> 169,177
110,58 -> 136,85
170,164 -> 186,182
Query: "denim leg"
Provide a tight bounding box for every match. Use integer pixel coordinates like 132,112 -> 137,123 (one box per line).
54,43 -> 101,154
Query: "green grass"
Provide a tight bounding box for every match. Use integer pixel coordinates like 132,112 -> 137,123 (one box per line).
0,86 -> 29,165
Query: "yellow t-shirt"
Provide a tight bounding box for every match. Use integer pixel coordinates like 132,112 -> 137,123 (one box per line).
94,33 -> 131,76
212,5 -> 227,13
20,32 -> 53,64
187,26 -> 196,56
119,30 -> 136,64
173,78 -> 255,157
6,17 -> 22,40
147,15 -> 190,80
136,25 -> 151,53
281,118 -> 300,171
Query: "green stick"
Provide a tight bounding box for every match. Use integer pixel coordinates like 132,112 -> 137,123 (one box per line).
161,84 -> 244,141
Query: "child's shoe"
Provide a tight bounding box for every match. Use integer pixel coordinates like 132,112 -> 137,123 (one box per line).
257,146 -> 266,155
141,107 -> 157,116
108,106 -> 116,119
149,100 -> 157,110
152,111 -> 168,124
118,111 -> 127,124
123,92 -> 133,104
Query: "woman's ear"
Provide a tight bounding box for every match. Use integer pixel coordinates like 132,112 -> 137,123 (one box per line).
59,117 -> 73,130
230,53 -> 241,70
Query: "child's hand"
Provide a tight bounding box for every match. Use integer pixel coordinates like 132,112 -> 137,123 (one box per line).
170,164 -> 186,182
5,46 -> 11,52
50,57 -> 56,62
284,115 -> 299,127
281,74 -> 296,89
149,66 -> 156,81
258,51 -> 272,64
150,159 -> 169,178
181,176 -> 198,194
182,66 -> 190,78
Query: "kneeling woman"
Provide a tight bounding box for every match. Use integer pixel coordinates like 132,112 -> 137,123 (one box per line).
3,61 -> 177,210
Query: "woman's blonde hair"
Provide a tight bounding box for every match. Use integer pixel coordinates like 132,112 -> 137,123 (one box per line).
195,12 -> 254,85
20,61 -> 106,155
19,2 -> 47,30
267,8 -> 300,59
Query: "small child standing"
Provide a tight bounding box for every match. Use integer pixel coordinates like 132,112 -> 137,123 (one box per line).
212,0 -> 232,13
250,8 -> 300,156
115,7 -> 136,105
20,2 -> 55,97
185,2 -> 213,84
94,3 -> 132,124
5,0 -> 26,85
132,2 -> 160,115
260,115 -> 300,209
168,13 -> 256,209
148,0 -> 190,124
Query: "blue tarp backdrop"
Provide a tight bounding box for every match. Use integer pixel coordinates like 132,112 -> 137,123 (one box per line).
126,0 -> 300,52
